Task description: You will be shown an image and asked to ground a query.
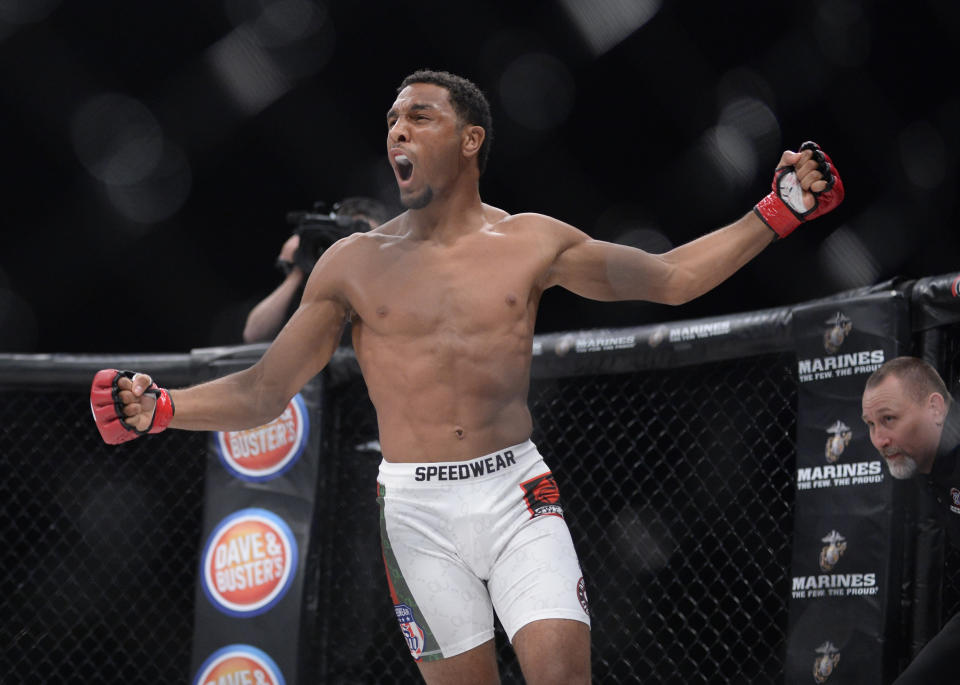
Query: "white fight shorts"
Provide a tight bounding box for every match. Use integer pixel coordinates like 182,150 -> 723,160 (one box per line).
376,440 -> 590,662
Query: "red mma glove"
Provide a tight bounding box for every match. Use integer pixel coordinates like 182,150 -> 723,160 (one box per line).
90,368 -> 175,445
754,141 -> 845,239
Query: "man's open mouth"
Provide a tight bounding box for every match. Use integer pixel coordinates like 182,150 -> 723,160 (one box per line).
395,154 -> 413,181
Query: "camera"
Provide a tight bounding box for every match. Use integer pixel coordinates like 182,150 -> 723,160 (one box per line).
282,202 -> 371,274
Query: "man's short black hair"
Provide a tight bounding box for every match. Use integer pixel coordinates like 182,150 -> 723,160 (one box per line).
399,69 -> 494,175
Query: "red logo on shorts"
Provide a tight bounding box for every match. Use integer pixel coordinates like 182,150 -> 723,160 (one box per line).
577,577 -> 589,616
520,472 -> 564,518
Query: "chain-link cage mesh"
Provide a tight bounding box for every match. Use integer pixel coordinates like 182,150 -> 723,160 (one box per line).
3,305 -> 956,684
0,388 -> 208,683
315,353 -> 798,684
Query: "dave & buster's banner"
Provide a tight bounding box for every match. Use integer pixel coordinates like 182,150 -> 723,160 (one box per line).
785,292 -> 910,684
190,379 -> 323,685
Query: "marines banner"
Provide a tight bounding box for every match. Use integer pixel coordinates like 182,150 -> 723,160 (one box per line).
785,292 -> 910,684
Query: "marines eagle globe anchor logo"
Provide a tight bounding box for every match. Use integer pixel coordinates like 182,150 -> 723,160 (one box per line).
813,641 -> 841,683
825,420 -> 852,463
823,312 -> 852,354
819,530 -> 847,572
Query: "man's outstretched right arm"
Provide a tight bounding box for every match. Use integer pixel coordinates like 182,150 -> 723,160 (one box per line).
91,249 -> 350,444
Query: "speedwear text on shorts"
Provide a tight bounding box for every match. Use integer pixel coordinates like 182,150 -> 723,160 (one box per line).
413,450 -> 517,481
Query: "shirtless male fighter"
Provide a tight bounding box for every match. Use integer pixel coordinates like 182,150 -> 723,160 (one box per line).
91,69 -> 844,685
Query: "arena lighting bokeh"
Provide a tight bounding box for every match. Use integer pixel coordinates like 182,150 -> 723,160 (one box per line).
0,0 -> 958,353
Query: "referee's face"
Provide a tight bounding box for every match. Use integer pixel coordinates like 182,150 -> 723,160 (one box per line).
861,374 -> 943,478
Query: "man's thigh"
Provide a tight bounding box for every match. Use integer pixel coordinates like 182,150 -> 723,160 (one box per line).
416,639 -> 500,685
513,618 -> 591,685
487,513 -> 590,640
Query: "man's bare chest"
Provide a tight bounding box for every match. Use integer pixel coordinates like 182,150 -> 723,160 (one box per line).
346,240 -> 543,335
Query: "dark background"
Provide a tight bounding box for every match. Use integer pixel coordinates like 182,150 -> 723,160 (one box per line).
1,0 -> 957,354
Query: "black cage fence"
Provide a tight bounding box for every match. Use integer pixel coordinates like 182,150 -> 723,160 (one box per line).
317,354 -> 798,684
0,386 -> 208,683
2,274 -> 959,684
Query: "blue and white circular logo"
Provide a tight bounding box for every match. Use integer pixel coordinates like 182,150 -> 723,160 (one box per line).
200,508 -> 298,618
215,393 -> 309,482
193,644 -> 286,685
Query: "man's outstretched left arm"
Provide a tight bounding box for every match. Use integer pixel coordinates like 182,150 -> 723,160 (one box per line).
547,142 -> 844,305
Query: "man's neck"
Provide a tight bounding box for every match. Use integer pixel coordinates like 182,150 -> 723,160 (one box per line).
940,401 -> 960,453
404,186 -> 485,244
930,400 -> 960,475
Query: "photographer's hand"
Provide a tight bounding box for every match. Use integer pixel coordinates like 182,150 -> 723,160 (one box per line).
276,234 -> 301,274
244,235 -> 307,344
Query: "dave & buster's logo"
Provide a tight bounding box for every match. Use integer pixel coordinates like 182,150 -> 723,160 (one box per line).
520,472 -> 564,519
193,644 -> 286,685
216,394 -> 309,482
201,508 -> 298,618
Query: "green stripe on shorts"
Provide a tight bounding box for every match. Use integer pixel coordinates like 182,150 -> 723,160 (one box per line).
378,482 -> 443,661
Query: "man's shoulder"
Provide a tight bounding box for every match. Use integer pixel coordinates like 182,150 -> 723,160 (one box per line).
487,208 -> 578,237
482,203 -> 511,224
308,231 -> 390,282
494,212 -> 591,261
331,225 -> 400,252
